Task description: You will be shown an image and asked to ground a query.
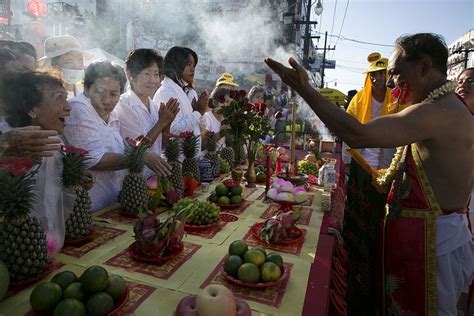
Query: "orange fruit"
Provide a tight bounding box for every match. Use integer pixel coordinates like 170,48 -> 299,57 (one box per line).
237,263 -> 260,283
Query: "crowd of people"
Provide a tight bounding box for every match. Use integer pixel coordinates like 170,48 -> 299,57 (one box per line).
0,31 -> 473,315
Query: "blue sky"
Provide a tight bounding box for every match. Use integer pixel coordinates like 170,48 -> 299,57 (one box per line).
313,0 -> 474,93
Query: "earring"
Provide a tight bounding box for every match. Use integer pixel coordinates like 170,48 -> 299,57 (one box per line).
31,114 -> 37,119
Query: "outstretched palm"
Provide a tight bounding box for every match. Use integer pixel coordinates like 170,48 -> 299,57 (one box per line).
264,57 -> 310,94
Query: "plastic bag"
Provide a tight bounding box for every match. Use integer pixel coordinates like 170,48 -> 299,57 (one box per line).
32,154 -> 75,257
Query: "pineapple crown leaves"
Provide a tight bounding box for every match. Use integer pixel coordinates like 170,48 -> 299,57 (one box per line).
60,145 -> 89,187
124,136 -> 148,173
179,131 -> 199,159
0,158 -> 37,218
205,131 -> 217,152
164,137 -> 181,162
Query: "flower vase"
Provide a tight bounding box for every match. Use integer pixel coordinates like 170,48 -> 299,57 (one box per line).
199,158 -> 214,183
245,160 -> 257,188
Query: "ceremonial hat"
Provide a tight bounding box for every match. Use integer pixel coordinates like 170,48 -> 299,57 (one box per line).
364,52 -> 388,73
216,72 -> 239,87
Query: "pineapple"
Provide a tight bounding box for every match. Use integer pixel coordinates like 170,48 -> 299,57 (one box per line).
204,132 -> 220,177
61,146 -> 92,240
180,132 -> 200,181
164,138 -> 184,196
220,134 -> 235,169
118,137 -> 149,214
0,159 -> 48,281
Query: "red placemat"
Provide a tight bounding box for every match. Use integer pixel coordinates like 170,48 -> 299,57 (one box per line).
61,225 -> 127,258
200,256 -> 293,308
104,242 -> 201,280
185,213 -> 238,239
109,281 -> 156,315
241,186 -> 258,199
7,259 -> 65,297
242,226 -> 307,255
96,207 -> 139,225
260,204 -> 313,226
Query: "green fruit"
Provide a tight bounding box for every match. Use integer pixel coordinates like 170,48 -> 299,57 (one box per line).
230,195 -> 242,205
54,298 -> 86,316
252,247 -> 267,257
228,240 -> 248,258
230,185 -> 243,196
80,266 -> 109,293
215,184 -> 229,196
266,252 -> 284,269
218,196 -> 230,205
0,260 -> 9,301
243,249 -> 266,267
237,263 -> 260,283
224,255 -> 243,278
86,292 -> 114,316
255,165 -> 264,172
209,193 -> 219,203
256,171 -> 266,182
30,282 -> 63,311
51,271 -> 78,290
260,262 -> 282,282
105,274 -> 126,302
63,282 -> 87,301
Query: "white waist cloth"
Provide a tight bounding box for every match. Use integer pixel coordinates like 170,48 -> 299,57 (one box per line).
436,212 -> 473,315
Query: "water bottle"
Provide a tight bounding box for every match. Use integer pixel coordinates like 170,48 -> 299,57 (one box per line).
318,162 -> 327,186
324,162 -> 336,190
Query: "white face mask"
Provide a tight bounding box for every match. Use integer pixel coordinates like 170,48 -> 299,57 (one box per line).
61,68 -> 84,85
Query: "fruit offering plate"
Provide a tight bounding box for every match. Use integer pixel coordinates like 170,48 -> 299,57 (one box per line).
268,198 -> 306,212
63,228 -> 96,247
128,242 -> 184,265
208,198 -> 246,210
220,263 -> 289,289
29,286 -> 129,316
250,223 -> 305,245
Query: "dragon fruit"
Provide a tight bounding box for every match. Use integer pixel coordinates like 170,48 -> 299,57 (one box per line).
258,210 -> 301,244
133,205 -> 191,256
267,188 -> 279,200
292,187 -> 308,203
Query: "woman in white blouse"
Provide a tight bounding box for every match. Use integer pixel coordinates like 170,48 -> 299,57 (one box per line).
114,49 -> 179,177
154,46 -> 208,156
64,61 -> 171,211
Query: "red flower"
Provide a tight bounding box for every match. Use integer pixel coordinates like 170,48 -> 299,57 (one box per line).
205,131 -> 215,137
0,157 -> 31,176
252,103 -> 266,116
244,103 -> 254,111
179,131 -> 194,138
229,90 -> 237,100
60,145 -> 89,156
237,90 -> 247,100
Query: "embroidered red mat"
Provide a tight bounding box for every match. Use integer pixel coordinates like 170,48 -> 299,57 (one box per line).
61,225 -> 127,258
104,242 -> 201,280
200,255 -> 293,308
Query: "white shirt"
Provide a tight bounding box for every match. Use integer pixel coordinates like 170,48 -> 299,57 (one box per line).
200,111 -> 224,150
115,89 -> 162,178
361,97 -> 383,168
154,77 -> 202,156
64,93 -> 126,211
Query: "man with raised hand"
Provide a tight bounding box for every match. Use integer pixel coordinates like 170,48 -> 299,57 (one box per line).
266,33 -> 473,315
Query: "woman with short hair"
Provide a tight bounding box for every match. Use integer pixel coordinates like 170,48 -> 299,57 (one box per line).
64,61 -> 171,211
114,49 -> 179,177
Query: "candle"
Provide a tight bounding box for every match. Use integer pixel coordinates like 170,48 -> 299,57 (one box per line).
265,153 -> 271,192
290,97 -> 297,177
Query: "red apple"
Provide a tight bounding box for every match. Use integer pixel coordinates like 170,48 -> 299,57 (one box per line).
196,284 -> 236,316
235,298 -> 252,316
175,295 -> 198,316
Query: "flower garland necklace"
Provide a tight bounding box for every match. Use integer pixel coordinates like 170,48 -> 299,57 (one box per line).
373,80 -> 457,193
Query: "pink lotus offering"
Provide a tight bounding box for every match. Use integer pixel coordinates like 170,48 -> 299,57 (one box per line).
267,179 -> 308,203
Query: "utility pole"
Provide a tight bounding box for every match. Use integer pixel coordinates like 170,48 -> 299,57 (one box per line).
320,31 -> 335,88
302,0 -> 312,68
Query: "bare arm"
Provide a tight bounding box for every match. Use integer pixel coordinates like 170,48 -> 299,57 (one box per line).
146,98 -> 179,143
265,57 -> 448,148
90,153 -> 127,171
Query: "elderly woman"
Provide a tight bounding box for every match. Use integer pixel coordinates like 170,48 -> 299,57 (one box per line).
39,35 -> 88,98
154,46 -> 208,156
64,61 -> 171,211
114,49 -> 179,177
1,71 -> 74,254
